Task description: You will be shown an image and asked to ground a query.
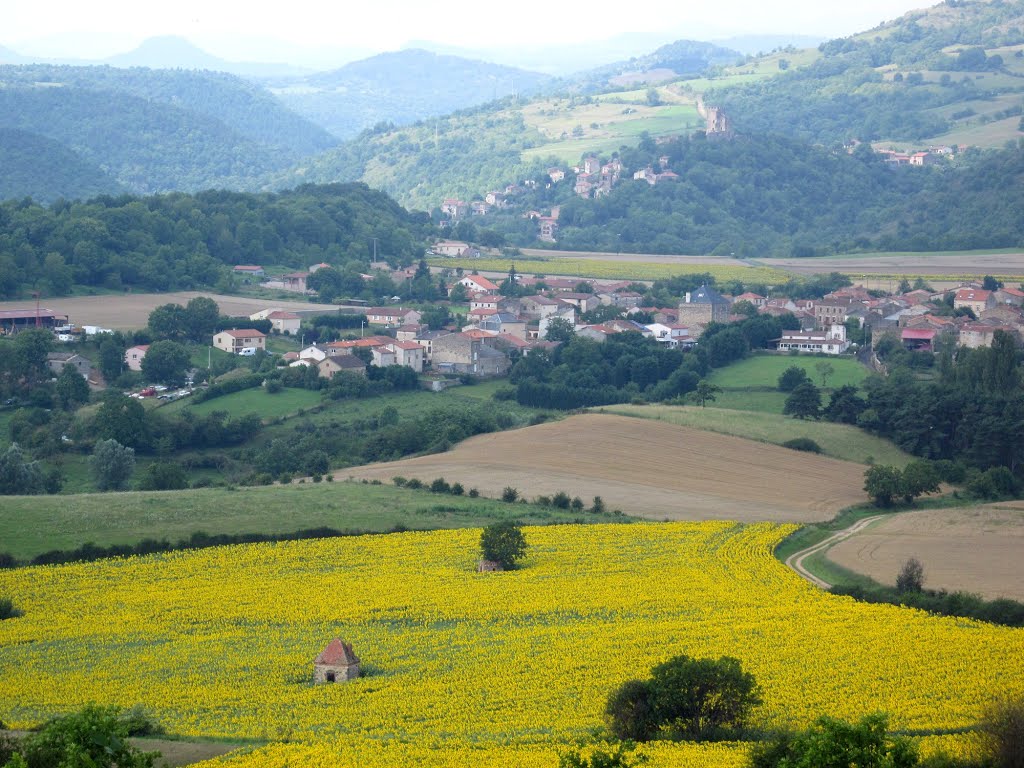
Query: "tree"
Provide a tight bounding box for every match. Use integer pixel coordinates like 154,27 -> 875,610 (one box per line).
0,443 -> 45,495
140,340 -> 190,386
898,460 -> 940,503
815,360 -> 835,388
783,382 -> 821,419
93,393 -> 150,450
778,366 -> 811,392
15,704 -> 159,768
896,557 -> 925,594
692,380 -> 721,408
184,296 -> 219,342
864,465 -> 903,507
607,655 -> 761,742
55,363 -> 90,410
90,439 -> 136,492
479,520 -> 528,569
147,303 -> 188,340
138,462 -> 188,491
749,713 -> 917,768
823,385 -> 865,424
98,335 -> 127,382
545,317 -> 576,343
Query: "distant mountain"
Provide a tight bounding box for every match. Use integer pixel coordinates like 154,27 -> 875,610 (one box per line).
270,49 -> 552,139
0,127 -> 122,203
0,65 -> 338,197
104,35 -> 313,78
712,35 -> 826,56
577,38 -> 742,87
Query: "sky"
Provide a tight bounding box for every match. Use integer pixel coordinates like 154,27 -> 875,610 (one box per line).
4,0 -> 933,65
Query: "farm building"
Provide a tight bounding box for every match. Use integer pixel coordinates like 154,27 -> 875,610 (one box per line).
0,308 -> 68,334
313,639 -> 360,683
677,285 -> 730,325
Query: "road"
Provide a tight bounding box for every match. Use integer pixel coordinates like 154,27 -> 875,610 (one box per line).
785,515 -> 885,589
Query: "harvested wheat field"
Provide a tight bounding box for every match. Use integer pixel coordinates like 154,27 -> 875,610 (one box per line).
827,503 -> 1024,600
0,292 -> 346,330
343,413 -> 868,523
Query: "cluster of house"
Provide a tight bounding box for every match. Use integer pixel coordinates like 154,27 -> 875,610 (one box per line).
844,140 -> 956,167
231,261 -> 335,295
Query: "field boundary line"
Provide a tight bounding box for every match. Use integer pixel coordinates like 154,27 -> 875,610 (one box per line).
785,515 -> 885,589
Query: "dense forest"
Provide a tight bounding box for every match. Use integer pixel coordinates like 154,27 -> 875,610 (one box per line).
0,184 -> 432,297
706,1 -> 1024,144
0,128 -> 122,202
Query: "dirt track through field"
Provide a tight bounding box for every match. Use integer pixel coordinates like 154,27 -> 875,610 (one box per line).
825,503 -> 1024,600
0,292 -> 346,330
342,413 -> 868,523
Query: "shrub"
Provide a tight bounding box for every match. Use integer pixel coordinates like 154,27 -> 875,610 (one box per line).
501,486 -> 520,503
778,365 -> 811,392
896,558 -> 925,594
479,520 -> 528,569
468,487 -> 480,498
430,478 -> 451,494
605,654 -> 761,742
392,476 -> 408,487
781,437 -> 821,453
0,597 -> 23,620
749,713 -> 917,768
406,478 -> 424,490
591,496 -> 606,514
450,482 -> 465,496
571,497 -> 585,512
559,743 -> 646,768
979,695 -> 1024,768
552,491 -> 571,509
265,379 -> 283,394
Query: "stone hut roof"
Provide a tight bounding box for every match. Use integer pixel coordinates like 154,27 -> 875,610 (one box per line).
315,638 -> 359,665
688,284 -> 730,305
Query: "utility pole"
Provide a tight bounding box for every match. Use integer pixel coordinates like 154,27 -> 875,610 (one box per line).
372,237 -> 379,262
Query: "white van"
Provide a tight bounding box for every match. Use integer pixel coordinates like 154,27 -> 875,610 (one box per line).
238,347 -> 257,356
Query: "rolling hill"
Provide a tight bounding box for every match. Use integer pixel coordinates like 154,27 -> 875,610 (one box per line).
0,127 -> 122,202
269,49 -> 553,139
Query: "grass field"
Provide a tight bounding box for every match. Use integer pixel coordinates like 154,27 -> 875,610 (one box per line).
707,354 -> 870,390
0,480 -> 626,561
826,502 -> 1024,601
602,404 -> 914,467
345,413 -> 869,523
162,387 -> 324,420
0,522 -> 1013,766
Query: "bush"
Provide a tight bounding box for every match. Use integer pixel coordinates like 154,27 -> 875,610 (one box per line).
552,490 -> 571,509
605,654 -> 761,742
591,496 -> 606,514
501,486 -> 520,503
979,695 -> 1024,768
468,487 -> 480,498
896,558 -> 925,594
450,482 -> 464,496
392,476 -> 408,487
430,477 -> 451,494
406,478 -> 424,490
16,704 -> 161,768
781,437 -> 821,453
0,597 -> 23,620
750,713 -> 917,768
559,743 -> 646,768
479,520 -> 528,569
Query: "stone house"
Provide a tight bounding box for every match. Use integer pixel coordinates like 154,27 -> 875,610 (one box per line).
954,288 -> 996,316
47,352 -> 92,380
677,285 -> 731,326
313,639 -> 360,683
432,332 -> 510,376
318,355 -> 367,379
388,341 -> 425,372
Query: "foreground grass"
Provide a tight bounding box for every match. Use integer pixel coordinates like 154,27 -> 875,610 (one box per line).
162,386 -> 324,420
601,403 -> 913,467
0,480 -> 629,560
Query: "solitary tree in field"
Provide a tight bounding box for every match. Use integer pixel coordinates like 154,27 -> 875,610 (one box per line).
90,439 -> 135,492
896,558 -> 925,594
815,360 -> 835,388
784,382 -> 821,419
692,380 -> 721,408
778,365 -> 811,392
479,521 -> 528,570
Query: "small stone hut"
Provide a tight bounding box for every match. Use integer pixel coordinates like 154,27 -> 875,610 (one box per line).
313,638 -> 360,683
477,559 -> 504,572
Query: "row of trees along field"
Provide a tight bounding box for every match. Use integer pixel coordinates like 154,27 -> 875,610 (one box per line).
0,183 -> 431,298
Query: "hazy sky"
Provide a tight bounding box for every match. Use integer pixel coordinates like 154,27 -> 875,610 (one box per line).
6,0 -> 931,61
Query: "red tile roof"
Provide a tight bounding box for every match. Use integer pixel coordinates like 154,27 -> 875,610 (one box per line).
314,639 -> 359,665
219,329 -> 266,338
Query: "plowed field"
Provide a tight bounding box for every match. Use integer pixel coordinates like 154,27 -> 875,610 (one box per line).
343,413 -> 867,522
826,503 -> 1024,600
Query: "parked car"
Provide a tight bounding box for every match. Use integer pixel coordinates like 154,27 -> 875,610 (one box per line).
238,347 -> 257,356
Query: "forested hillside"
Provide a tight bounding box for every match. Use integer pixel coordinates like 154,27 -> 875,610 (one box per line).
705,0 -> 1024,145
473,133 -> 1024,256
0,184 -> 432,298
276,102 -> 555,210
577,39 -> 741,88
270,49 -> 552,139
0,65 -> 338,198
0,128 -> 122,202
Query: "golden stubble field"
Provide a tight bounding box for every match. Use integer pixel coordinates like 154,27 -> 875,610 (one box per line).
0,292 -> 345,330
343,413 -> 868,523
826,502 -> 1024,600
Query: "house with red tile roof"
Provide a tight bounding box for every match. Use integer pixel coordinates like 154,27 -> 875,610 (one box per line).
313,638 -> 361,684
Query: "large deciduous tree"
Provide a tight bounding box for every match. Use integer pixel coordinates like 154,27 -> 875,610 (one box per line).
479,520 -> 528,569
141,340 -> 191,386
90,439 -> 136,492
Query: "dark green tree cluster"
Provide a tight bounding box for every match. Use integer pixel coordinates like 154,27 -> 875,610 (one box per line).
0,183 -> 431,298
863,461 -> 941,507
479,520 -> 528,569
605,654 -> 761,742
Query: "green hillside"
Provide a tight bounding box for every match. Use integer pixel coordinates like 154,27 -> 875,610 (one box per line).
702,0 -> 1024,147
0,65 -> 338,198
0,127 -> 122,203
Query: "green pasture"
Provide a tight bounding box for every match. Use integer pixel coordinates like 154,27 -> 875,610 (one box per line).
707,354 -> 870,390
601,403 -> 913,467
0,481 -> 630,561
